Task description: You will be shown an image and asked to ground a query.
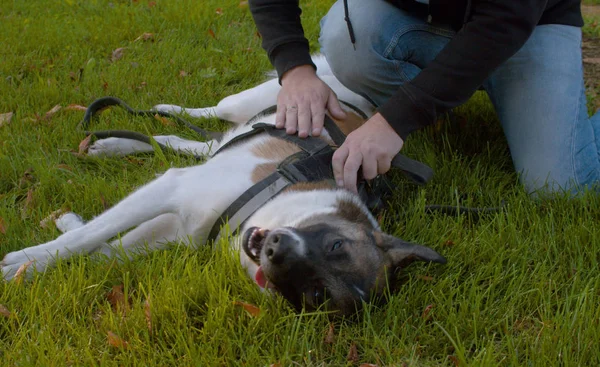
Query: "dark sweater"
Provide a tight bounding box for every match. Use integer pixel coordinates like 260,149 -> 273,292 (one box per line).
248,0 -> 583,140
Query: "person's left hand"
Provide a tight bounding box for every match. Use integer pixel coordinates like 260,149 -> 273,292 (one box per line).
332,113 -> 404,193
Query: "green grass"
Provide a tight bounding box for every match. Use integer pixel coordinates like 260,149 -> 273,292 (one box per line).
1,1 -> 600,365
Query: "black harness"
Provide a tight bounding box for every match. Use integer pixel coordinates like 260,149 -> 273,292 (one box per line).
80,97 -> 435,243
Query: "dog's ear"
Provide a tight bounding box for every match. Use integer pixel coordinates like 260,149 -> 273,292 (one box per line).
374,232 -> 447,269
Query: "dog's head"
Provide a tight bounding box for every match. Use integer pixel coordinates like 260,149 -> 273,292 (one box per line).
240,196 -> 446,316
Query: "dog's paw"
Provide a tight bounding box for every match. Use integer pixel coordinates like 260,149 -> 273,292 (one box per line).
55,212 -> 85,233
1,251 -> 41,281
88,137 -> 152,157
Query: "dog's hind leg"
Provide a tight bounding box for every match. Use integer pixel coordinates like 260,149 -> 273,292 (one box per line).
1,167 -> 190,280
88,136 -> 218,158
154,78 -> 282,124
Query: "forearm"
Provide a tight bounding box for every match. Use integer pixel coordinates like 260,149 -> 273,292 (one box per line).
378,0 -> 547,139
249,0 -> 315,80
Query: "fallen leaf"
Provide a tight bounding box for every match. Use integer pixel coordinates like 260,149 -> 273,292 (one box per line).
347,342 -> 359,364
359,364 -> 378,367
448,355 -> 460,367
0,304 -> 12,318
78,135 -> 92,155
208,29 -> 216,39
144,296 -> 152,333
418,275 -> 434,282
102,81 -> 109,91
269,363 -> 282,367
24,189 -> 34,211
111,47 -> 125,62
44,105 -> 62,120
444,240 -> 455,246
0,112 -> 13,127
134,32 -> 154,42
107,331 -> 129,349
56,164 -> 73,171
233,301 -> 261,317
39,208 -> 67,229
215,8 -> 223,15
66,104 -> 87,111
179,70 -> 188,77
14,260 -> 33,284
324,323 -> 335,344
154,114 -> 174,126
148,1 -> 156,7
99,192 -> 109,210
239,1 -> 249,8
584,57 -> 600,65
0,217 -> 6,235
422,304 -> 434,320
106,284 -> 129,314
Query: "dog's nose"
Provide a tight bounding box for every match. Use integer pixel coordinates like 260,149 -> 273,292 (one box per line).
264,230 -> 298,264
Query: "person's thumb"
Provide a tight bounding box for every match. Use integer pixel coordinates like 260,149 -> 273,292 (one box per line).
327,91 -> 347,119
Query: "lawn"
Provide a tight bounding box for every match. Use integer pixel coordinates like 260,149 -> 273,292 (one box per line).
1,1 -> 599,365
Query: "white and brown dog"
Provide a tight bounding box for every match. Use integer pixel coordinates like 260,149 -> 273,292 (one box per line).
1,56 -> 445,315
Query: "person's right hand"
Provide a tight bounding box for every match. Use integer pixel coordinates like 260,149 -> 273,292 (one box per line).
277,65 -> 346,138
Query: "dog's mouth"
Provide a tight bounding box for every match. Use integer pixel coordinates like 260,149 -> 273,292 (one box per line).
242,227 -> 274,289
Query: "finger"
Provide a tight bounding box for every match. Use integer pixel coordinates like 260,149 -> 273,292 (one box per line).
327,91 -> 347,119
276,102 -> 286,129
285,105 -> 298,135
343,151 -> 363,194
361,153 -> 379,181
377,157 -> 392,176
332,145 -> 350,188
310,101 -> 326,137
297,102 -> 311,138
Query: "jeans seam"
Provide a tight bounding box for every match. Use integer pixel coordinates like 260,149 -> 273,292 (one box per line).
383,24 -> 455,58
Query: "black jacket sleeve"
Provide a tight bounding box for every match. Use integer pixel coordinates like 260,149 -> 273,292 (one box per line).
249,0 -> 316,82
378,0 -> 549,140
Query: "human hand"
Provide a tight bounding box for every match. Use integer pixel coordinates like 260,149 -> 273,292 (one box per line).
332,113 -> 404,193
277,65 -> 346,138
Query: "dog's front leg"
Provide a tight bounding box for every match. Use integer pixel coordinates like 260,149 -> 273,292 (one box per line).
88,136 -> 218,158
1,167 -> 187,280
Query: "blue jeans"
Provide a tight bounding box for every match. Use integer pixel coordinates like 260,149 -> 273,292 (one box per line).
319,0 -> 600,195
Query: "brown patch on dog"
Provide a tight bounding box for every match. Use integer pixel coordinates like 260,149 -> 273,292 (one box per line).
336,198 -> 374,228
251,138 -> 300,160
284,180 -> 336,192
251,162 -> 277,183
329,111 -> 365,136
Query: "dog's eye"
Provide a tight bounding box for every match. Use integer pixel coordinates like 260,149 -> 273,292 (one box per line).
313,288 -> 326,305
330,240 -> 343,252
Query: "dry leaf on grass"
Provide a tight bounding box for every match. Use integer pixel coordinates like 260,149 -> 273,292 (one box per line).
584,58 -> 600,65
208,29 -> 216,39
154,114 -> 174,126
78,135 -> 92,155
0,304 -> 12,318
106,284 -> 130,314
215,8 -> 223,15
347,342 -> 359,364
112,48 -> 125,62
232,301 -> 261,317
144,296 -> 152,333
65,104 -> 87,111
39,208 -> 67,229
0,112 -> 13,127
44,105 -> 62,120
418,275 -> 434,282
422,304 -> 434,321
107,331 -> 129,349
24,189 -> 35,211
448,355 -> 460,366
0,216 -> 6,235
324,323 -> 335,344
13,260 -> 33,285
134,32 -> 154,42
359,364 -> 378,367
239,1 -> 249,8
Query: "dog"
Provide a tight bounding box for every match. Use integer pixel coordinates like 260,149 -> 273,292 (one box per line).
1,56 -> 446,315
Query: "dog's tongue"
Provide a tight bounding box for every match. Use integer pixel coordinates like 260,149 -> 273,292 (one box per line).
255,266 -> 268,288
